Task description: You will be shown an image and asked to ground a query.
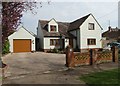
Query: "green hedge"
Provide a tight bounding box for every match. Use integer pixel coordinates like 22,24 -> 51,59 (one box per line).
2,40 -> 10,54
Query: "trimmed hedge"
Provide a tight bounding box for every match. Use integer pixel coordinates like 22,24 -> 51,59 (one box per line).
2,40 -> 10,54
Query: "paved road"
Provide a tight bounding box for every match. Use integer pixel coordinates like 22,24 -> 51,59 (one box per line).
1,52 -> 118,84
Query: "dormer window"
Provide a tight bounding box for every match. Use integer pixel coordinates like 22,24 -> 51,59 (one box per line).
50,25 -> 57,32
88,23 -> 94,30
48,19 -> 58,32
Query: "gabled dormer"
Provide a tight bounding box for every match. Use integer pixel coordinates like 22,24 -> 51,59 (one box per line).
48,18 -> 58,32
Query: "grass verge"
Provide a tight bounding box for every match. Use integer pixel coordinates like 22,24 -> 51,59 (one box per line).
79,68 -> 120,86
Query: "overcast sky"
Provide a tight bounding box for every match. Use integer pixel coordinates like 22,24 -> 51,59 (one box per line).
21,2 -> 118,34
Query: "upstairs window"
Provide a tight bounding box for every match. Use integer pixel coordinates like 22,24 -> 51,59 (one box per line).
50,25 -> 57,32
88,23 -> 95,30
87,39 -> 96,45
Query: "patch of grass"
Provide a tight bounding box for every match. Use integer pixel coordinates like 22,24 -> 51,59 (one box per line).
79,68 -> 120,85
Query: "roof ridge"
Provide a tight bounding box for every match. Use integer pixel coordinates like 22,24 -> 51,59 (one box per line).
21,26 -> 36,37
39,13 -> 91,24
39,19 -> 52,21
68,14 -> 91,31
39,19 -> 70,24
70,14 -> 91,24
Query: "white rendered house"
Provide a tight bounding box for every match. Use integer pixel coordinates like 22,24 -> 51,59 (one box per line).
37,13 -> 102,52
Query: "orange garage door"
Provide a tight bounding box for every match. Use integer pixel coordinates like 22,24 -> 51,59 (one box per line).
13,39 -> 31,53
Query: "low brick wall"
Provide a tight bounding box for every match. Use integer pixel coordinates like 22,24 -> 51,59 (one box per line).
66,46 -> 118,67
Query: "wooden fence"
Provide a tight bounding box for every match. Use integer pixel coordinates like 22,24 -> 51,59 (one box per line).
74,52 -> 90,66
96,51 -> 112,64
66,46 -> 118,67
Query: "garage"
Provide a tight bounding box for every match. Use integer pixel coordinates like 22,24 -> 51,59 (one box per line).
8,26 -> 36,53
13,39 -> 31,53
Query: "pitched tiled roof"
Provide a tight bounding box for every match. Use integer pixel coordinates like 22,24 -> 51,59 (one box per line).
68,14 -> 90,31
39,14 -> 95,37
102,27 -> 120,40
39,20 -> 75,38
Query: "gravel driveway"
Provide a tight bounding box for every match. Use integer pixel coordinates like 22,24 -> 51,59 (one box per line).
1,52 -> 118,84
1,52 -> 82,84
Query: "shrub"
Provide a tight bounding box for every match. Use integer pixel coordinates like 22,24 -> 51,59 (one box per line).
2,40 -> 10,54
102,49 -> 111,53
52,48 -> 59,53
47,48 -> 65,54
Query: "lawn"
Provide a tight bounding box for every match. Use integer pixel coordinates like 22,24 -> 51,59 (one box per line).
79,68 -> 120,85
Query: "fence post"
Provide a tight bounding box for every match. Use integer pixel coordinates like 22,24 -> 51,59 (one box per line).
89,49 -> 93,65
89,49 -> 97,65
111,46 -> 118,62
66,46 -> 75,68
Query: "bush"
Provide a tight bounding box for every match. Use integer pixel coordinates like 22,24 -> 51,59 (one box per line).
47,48 -> 65,54
52,48 -> 59,53
2,40 -> 10,54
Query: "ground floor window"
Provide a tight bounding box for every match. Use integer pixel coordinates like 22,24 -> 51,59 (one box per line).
50,39 -> 60,46
87,39 -> 96,45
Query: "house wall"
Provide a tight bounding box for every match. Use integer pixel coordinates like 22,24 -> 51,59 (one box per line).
44,37 -> 69,49
73,39 -> 76,49
70,30 -> 76,36
70,31 -> 76,49
80,15 -> 102,49
76,29 -> 80,49
8,27 -> 35,52
65,38 -> 69,48
48,19 -> 58,32
38,19 -> 69,51
37,22 -> 44,49
44,37 -> 60,49
70,30 -> 80,49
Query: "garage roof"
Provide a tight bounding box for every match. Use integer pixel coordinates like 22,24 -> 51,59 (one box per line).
8,26 -> 37,39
